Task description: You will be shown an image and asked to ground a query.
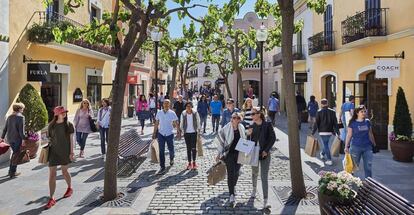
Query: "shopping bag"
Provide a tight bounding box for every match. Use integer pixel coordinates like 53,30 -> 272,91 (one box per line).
343,153 -> 358,173
237,145 -> 260,166
305,135 -> 319,157
197,134 -> 204,157
207,161 -> 227,185
235,138 -> 255,154
38,144 -> 49,164
331,136 -> 341,157
150,140 -> 160,163
0,140 -> 10,155
11,149 -> 30,165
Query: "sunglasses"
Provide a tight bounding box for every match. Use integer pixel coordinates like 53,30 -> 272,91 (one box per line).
252,112 -> 260,115
231,117 -> 240,120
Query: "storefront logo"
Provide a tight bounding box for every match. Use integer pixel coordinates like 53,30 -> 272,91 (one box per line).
127,76 -> 138,84
27,63 -> 50,82
375,59 -> 400,78
73,88 -> 83,103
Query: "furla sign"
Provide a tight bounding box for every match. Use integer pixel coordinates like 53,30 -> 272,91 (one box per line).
27,63 -> 50,82
375,59 -> 400,79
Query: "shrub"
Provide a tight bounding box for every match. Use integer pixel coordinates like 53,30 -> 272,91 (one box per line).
392,87 -> 413,138
17,84 -> 48,132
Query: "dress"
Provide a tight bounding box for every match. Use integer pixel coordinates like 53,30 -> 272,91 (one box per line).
48,122 -> 74,167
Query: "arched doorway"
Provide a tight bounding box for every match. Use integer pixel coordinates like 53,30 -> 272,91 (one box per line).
242,80 -> 259,98
366,71 -> 389,150
322,75 -> 337,108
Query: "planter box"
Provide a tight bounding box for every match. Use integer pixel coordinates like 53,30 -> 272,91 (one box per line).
390,140 -> 414,162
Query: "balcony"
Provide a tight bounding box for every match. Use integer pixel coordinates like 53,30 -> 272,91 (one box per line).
28,11 -> 116,57
244,62 -> 260,69
308,31 -> 335,55
273,45 -> 305,67
341,8 -> 388,45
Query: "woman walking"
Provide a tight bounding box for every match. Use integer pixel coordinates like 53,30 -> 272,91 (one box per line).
180,102 -> 201,170
1,103 -> 26,178
216,112 -> 246,207
249,107 -> 276,209
345,106 -> 377,178
45,106 -> 75,209
74,99 -> 93,158
197,95 -> 209,134
136,95 -> 149,135
308,95 -> 319,130
149,93 -> 157,123
242,98 -> 254,129
97,99 -> 111,159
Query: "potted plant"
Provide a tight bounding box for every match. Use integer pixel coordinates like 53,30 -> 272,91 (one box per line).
390,87 -> 414,162
318,171 -> 363,215
17,84 -> 48,159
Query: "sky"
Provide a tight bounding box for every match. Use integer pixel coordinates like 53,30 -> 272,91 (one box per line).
166,0 -> 257,38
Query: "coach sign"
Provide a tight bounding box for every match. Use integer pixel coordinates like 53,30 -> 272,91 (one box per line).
375,59 -> 400,79
27,63 -> 50,82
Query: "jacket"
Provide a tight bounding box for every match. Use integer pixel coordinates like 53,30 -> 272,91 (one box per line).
135,100 -> 149,112
1,114 -> 26,142
180,110 -> 201,133
312,107 -> 340,135
197,101 -> 209,116
216,123 -> 246,158
251,121 -> 276,155
220,108 -> 240,127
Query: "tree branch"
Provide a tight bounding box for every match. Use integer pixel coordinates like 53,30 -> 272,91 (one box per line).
121,0 -> 137,11
150,4 -> 208,19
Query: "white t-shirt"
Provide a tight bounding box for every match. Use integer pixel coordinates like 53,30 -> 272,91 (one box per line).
186,113 -> 195,133
155,109 -> 178,136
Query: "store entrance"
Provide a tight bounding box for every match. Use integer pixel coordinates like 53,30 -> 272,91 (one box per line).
41,73 -> 62,122
243,80 -> 259,98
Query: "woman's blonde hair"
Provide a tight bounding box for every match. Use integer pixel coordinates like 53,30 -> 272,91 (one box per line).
242,98 -> 253,110
79,99 -> 91,110
12,102 -> 25,112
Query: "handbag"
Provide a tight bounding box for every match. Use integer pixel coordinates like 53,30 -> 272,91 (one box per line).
11,148 -> 30,165
237,145 -> 260,166
38,144 -> 50,164
89,116 -> 98,132
207,161 -> 227,185
343,153 -> 358,173
149,139 -> 159,163
305,135 -> 319,157
0,140 -> 10,155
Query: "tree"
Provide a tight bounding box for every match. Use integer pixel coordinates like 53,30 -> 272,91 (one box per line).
17,84 -> 48,133
46,0 -> 211,201
255,0 -> 326,198
393,87 -> 413,138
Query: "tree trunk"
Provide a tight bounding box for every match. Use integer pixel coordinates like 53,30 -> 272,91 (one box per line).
169,49 -> 179,99
103,59 -> 129,201
279,0 -> 306,198
236,69 -> 243,108
223,74 -> 232,99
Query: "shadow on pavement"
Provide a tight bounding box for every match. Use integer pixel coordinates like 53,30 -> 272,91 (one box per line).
200,192 -> 262,214
155,169 -> 198,191
0,175 -> 13,184
15,206 -> 45,215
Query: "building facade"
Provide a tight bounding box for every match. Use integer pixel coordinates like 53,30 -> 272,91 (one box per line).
309,0 -> 414,149
0,0 -> 10,128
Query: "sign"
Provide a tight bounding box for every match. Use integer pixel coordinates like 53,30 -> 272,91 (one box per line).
127,75 -> 138,84
154,79 -> 166,85
73,88 -> 83,102
27,63 -> 50,82
215,78 -> 225,85
294,73 -> 308,83
376,59 -> 400,78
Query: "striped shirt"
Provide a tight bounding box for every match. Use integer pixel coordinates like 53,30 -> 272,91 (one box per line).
243,109 -> 254,128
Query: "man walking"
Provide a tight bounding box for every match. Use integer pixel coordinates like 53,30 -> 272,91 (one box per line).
152,99 -> 181,174
311,98 -> 340,166
180,102 -> 201,170
267,93 -> 280,126
209,95 -> 223,134
173,95 -> 186,125
338,95 -> 355,142
221,98 -> 240,128
296,91 -> 307,130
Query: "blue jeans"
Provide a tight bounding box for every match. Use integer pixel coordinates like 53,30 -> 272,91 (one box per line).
212,114 -> 220,132
9,140 -> 22,174
350,144 -> 373,178
157,133 -> 174,169
199,114 -> 207,131
76,132 -> 89,150
99,127 -> 109,155
320,135 -> 332,160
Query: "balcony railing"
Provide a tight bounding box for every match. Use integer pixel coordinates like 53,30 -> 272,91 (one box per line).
244,62 -> 260,69
308,31 -> 335,55
341,8 -> 388,45
28,11 -> 116,56
273,45 -> 305,67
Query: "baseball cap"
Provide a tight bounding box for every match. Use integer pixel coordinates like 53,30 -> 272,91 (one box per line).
53,106 -> 69,116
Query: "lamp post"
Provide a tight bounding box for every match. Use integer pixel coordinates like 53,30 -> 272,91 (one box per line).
151,27 -> 163,110
256,23 -> 268,110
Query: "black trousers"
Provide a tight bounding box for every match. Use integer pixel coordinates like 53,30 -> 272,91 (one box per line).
184,132 -> 197,162
224,151 -> 241,195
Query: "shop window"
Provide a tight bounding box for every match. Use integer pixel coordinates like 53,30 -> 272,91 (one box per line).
90,5 -> 101,23
87,76 -> 102,110
129,84 -> 137,106
41,73 -> 62,122
248,47 -> 257,61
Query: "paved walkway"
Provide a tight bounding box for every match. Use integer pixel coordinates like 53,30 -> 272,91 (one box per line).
0,115 -> 323,215
274,113 -> 414,203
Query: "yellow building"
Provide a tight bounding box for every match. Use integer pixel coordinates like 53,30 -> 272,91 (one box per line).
309,0 -> 414,150
8,0 -> 116,120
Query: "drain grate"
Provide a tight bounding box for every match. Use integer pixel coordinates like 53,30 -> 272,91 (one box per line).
76,187 -> 141,208
272,186 -> 319,206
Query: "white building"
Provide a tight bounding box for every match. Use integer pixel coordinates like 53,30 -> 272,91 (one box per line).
0,0 -> 10,126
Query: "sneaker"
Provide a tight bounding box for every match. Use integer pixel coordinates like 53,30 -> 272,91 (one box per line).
325,160 -> 333,166
186,163 -> 192,170
141,131 -> 144,135
9,172 -> 21,178
44,198 -> 56,209
192,162 -> 198,170
251,187 -> 257,198
320,151 -> 325,160
63,187 -> 73,198
263,198 -> 271,209
229,194 -> 236,207
170,159 -> 174,166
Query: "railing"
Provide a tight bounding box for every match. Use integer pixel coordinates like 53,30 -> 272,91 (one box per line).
244,62 -> 260,69
308,31 -> 335,55
341,8 -> 388,45
273,45 -> 306,67
29,11 -> 116,56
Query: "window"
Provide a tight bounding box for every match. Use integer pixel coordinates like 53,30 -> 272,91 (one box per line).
90,6 -> 101,23
365,0 -> 381,28
248,47 -> 257,61
324,5 -> 333,46
87,76 -> 102,110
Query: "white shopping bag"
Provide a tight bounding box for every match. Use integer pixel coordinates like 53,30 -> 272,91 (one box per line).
237,145 -> 260,166
235,138 -> 255,154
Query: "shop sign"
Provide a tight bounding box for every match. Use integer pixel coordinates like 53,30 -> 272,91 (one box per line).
73,88 -> 83,102
215,78 -> 225,85
127,75 -> 138,84
27,63 -> 50,82
375,59 -> 400,78
294,73 -> 308,83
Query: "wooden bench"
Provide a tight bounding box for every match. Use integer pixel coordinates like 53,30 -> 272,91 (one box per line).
118,129 -> 151,176
323,178 -> 414,215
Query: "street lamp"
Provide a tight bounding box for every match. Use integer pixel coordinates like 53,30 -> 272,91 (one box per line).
256,23 -> 268,110
151,27 -> 163,109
